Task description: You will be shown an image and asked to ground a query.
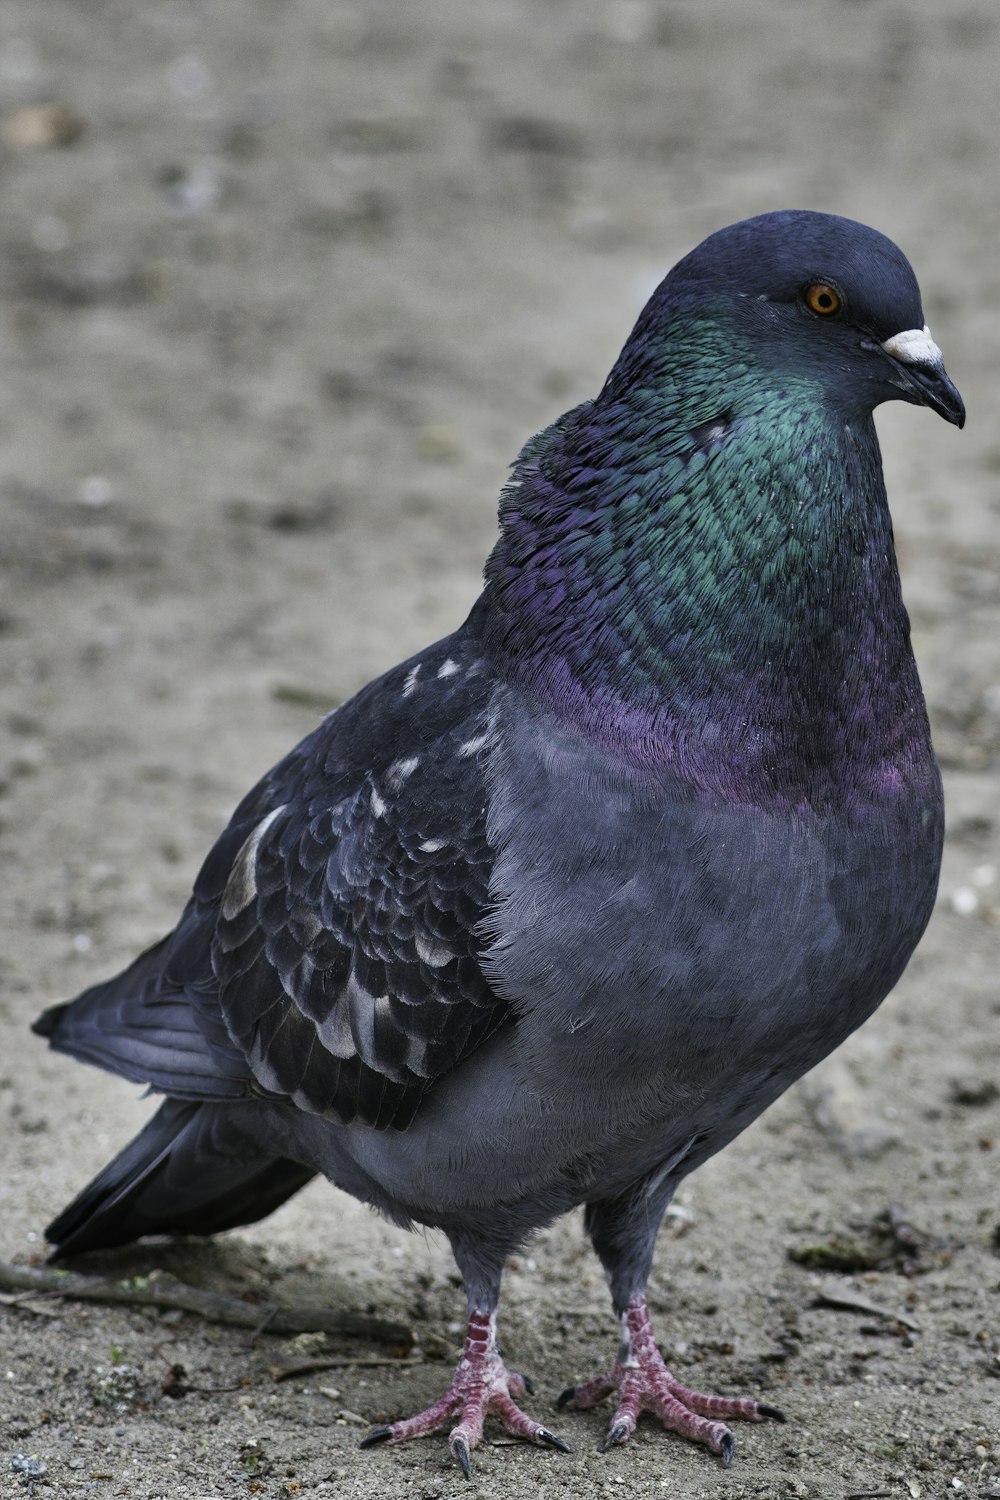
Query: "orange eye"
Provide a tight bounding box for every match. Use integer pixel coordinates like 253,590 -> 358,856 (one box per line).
805,283 -> 842,316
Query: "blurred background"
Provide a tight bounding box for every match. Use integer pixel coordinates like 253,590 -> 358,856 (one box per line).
0,3 -> 998,1496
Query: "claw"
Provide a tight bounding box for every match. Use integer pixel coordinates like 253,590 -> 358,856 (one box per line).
719,1431 -> 735,1467
450,1434 -> 472,1480
522,1374 -> 535,1396
359,1425 -> 394,1449
598,1418 -> 632,1453
556,1385 -> 577,1410
537,1427 -> 572,1454
757,1403 -> 786,1423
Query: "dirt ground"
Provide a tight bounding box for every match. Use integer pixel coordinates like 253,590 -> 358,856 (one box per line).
1,2 -> 998,1497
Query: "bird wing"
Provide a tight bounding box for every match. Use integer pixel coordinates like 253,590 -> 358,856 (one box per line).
37,620 -> 508,1132
204,627 -> 504,1129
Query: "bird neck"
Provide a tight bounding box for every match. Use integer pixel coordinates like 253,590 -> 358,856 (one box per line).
483,386 -> 930,807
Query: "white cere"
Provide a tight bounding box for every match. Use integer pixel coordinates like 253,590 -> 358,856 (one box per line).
370,787 -> 387,818
402,664 -> 421,697
880,324 -> 943,368
437,658 -> 459,679
386,755 -> 419,790
419,838 -> 446,853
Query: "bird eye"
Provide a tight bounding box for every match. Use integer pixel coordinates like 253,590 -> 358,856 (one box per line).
804,283 -> 842,317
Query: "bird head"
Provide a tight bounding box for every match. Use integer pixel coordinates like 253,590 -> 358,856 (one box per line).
612,210 -> 965,430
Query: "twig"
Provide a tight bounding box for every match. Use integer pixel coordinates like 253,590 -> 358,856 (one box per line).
810,1278 -> 921,1332
0,1289 -> 63,1318
0,1260 -> 413,1351
270,1353 -> 423,1382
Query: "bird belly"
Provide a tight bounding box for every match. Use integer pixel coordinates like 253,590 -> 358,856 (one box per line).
332,780 -> 941,1231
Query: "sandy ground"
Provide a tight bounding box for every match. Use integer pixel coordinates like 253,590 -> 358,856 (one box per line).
1,2 -> 999,1497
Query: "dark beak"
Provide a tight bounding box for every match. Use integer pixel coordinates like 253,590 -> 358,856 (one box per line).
894,356 -> 965,428
880,327 -> 965,428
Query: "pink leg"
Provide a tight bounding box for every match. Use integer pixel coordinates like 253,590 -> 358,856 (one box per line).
558,1295 -> 784,1465
361,1309 -> 571,1477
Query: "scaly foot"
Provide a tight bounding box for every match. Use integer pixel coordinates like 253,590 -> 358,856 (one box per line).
558,1295 -> 784,1465
361,1309 -> 571,1477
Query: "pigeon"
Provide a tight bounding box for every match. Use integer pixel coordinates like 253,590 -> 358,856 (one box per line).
33,210 -> 963,1475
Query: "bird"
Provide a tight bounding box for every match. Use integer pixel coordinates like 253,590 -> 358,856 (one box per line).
33,210 -> 963,1476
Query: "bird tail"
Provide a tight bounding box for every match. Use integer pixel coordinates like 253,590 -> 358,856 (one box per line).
46,1098 -> 316,1259
32,929 -> 249,1101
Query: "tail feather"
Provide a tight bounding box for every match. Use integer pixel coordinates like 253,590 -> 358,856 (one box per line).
47,1099 -> 315,1259
33,920 -> 249,1101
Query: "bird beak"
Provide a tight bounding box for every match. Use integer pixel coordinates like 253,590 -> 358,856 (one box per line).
880,325 -> 965,428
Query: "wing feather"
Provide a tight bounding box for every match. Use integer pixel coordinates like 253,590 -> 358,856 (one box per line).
210,632 -> 507,1127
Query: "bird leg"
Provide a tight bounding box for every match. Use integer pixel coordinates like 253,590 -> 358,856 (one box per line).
558,1295 -> 784,1464
361,1308 -> 571,1477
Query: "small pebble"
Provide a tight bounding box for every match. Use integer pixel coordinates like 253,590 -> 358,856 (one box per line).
949,1077 -> 999,1107
10,1455 -> 47,1478
160,160 -> 221,215
1,103 -> 84,148
78,475 -> 114,508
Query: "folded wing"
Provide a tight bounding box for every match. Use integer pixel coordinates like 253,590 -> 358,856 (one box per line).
38,625 -> 509,1132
